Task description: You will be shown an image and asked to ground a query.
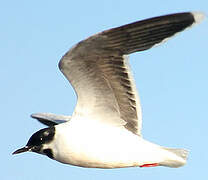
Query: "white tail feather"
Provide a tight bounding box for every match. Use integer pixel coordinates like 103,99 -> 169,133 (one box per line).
160,148 -> 189,168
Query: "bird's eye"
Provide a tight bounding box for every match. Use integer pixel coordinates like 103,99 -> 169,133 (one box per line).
40,137 -> 43,141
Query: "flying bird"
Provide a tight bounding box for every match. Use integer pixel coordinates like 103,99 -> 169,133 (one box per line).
13,12 -> 204,168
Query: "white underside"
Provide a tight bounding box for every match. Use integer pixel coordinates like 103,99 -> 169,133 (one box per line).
44,117 -> 187,168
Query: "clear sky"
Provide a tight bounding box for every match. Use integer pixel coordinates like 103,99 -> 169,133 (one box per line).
1,0 -> 207,179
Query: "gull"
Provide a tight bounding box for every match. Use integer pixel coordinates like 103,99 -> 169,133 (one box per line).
13,12 -> 204,168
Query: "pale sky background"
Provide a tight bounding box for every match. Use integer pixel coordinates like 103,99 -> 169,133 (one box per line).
1,0 -> 208,180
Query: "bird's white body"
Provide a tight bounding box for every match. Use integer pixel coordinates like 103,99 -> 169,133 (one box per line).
45,117 -> 186,168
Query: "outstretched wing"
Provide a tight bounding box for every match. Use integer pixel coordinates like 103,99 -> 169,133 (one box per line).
59,12 -> 203,136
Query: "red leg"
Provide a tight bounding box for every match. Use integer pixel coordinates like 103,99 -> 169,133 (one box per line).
140,163 -> 159,168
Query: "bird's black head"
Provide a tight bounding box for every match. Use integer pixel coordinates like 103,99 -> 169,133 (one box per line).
13,126 -> 55,159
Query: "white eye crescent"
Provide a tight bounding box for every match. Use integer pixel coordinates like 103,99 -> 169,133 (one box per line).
43,131 -> 49,137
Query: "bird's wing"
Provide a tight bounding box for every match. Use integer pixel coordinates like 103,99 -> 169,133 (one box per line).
59,12 -> 203,136
31,113 -> 71,126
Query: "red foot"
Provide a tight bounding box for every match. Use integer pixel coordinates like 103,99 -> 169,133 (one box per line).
140,163 -> 159,168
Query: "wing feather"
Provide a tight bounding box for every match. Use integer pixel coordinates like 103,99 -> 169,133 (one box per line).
59,12 -> 201,135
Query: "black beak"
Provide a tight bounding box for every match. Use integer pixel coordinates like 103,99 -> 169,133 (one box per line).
12,146 -> 31,155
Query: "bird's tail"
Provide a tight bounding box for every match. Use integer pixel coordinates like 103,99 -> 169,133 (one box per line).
159,147 -> 189,168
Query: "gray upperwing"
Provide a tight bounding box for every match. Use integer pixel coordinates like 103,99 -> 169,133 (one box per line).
59,12 -> 204,136
31,113 -> 71,126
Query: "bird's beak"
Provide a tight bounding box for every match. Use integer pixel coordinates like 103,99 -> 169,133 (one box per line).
12,146 -> 31,155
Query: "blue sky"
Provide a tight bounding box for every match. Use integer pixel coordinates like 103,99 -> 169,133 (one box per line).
1,0 -> 208,179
